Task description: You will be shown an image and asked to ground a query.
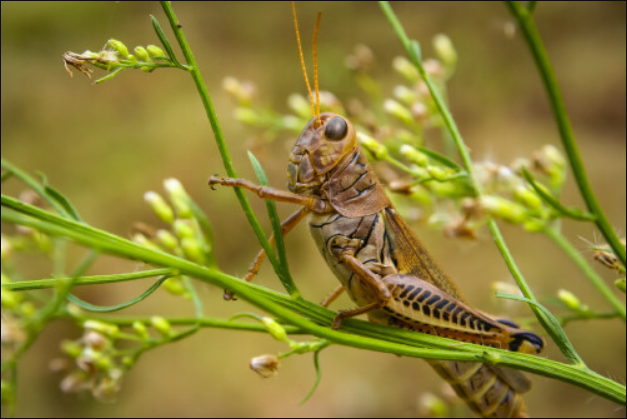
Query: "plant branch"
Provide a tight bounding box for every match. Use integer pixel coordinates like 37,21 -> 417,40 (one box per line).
1,195 -> 624,405
505,1 -> 626,267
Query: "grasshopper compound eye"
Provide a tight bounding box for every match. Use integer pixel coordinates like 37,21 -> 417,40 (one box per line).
325,116 -> 348,141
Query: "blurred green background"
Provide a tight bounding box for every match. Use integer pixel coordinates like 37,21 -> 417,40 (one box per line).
1,1 -> 625,417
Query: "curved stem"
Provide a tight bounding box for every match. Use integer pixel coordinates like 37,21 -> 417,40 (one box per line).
1,197 -> 624,405
505,1 -> 625,268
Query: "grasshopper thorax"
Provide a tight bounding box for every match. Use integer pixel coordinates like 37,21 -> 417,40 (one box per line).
287,112 -> 357,195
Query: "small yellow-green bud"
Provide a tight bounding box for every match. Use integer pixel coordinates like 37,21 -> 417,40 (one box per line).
1,272 -> 10,285
83,320 -> 119,338
615,278 -> 626,293
1,289 -> 18,310
61,340 -> 83,358
156,229 -> 179,250
122,356 -> 135,368
427,166 -> 455,181
181,237 -> 205,264
513,186 -> 544,213
557,289 -> 583,312
83,331 -> 108,351
261,317 -> 288,343
150,316 -> 172,337
132,233 -> 162,251
233,107 -> 262,126
392,56 -> 419,83
144,191 -> 174,224
18,301 -> 36,318
1,234 -> 11,260
146,45 -> 166,59
433,34 -> 457,68
384,99 -> 414,126
223,77 -> 256,106
163,277 -> 188,296
287,94 -> 312,119
164,178 -> 193,219
127,54 -> 138,64
1,380 -> 11,405
94,355 -> 113,371
393,85 -> 418,106
400,145 -> 428,167
107,39 -> 130,58
523,219 -> 546,233
132,321 -> 150,340
133,46 -> 150,62
282,115 -> 302,131
418,392 -> 448,418
479,196 -> 528,224
542,144 -> 565,169
357,132 -> 387,160
173,220 -> 195,239
250,354 -> 280,378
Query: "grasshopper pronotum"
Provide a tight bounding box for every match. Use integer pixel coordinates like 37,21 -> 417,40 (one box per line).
210,4 -> 544,417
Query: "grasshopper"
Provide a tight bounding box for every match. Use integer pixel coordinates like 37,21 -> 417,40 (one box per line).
210,4 -> 544,417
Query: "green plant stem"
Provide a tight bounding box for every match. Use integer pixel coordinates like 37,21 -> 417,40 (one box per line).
158,1 -> 285,288
1,196 -> 624,405
378,1 -> 582,365
505,1 -> 626,268
1,269 -> 173,291
543,226 -> 626,321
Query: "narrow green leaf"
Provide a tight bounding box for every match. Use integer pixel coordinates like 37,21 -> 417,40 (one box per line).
67,275 -> 170,312
94,67 -> 124,84
300,350 -> 323,405
417,146 -> 463,171
43,185 -> 82,222
248,151 -> 299,297
522,168 -> 595,221
151,15 -> 181,67
496,292 -> 585,366
189,200 -> 217,267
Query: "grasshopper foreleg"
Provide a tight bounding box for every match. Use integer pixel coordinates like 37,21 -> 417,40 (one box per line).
208,175 -> 328,212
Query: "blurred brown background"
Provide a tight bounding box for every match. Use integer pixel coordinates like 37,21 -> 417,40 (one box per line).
1,1 -> 625,417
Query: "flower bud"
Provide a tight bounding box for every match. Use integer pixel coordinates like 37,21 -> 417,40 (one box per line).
392,56 -> 419,83
261,317 -> 288,343
83,320 -> 119,338
173,220 -> 195,239
427,166 -> 455,181
287,94 -> 312,119
1,234 -> 11,260
156,229 -> 179,251
61,340 -> 83,358
513,186 -> 543,214
233,107 -> 262,126
433,34 -> 457,68
384,99 -> 414,126
557,289 -> 584,312
133,46 -> 150,62
132,321 -> 150,339
250,354 -> 280,378
615,278 -> 626,293
132,233 -> 162,251
146,45 -> 166,60
393,85 -> 418,106
107,39 -> 130,58
400,145 -> 428,167
144,191 -> 174,224
83,331 -> 108,351
164,178 -> 193,219
357,132 -> 387,160
150,316 -> 172,337
163,276 -> 188,296
479,196 -> 528,224
417,392 -> 448,418
181,237 -> 205,264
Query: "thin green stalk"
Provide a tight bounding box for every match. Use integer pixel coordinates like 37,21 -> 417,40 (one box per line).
505,1 -> 626,268
543,226 -> 626,321
158,1 -> 283,281
1,197 -> 624,405
378,1 -> 582,365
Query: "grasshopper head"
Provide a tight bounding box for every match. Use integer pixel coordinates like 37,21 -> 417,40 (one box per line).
509,331 -> 545,355
287,112 -> 357,195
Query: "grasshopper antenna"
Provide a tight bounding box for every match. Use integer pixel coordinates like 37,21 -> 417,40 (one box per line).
313,11 -> 322,123
292,1 -> 321,126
